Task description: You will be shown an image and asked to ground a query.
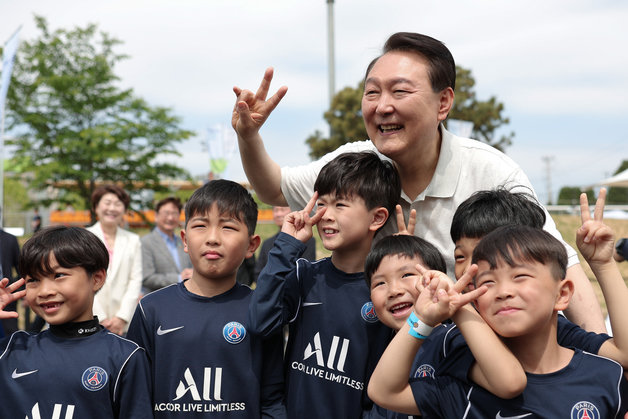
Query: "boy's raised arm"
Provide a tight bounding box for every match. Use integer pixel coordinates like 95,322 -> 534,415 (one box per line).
0,278 -> 25,320
577,189 -> 628,366
368,268 -> 485,414
249,193 -> 326,337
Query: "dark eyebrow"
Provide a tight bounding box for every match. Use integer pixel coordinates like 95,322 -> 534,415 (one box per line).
365,77 -> 413,86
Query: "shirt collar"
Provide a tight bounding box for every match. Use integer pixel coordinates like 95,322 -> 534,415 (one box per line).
156,226 -> 177,243
400,123 -> 462,203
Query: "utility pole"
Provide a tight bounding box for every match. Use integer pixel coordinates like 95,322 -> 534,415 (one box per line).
542,155 -> 555,205
326,0 -> 336,137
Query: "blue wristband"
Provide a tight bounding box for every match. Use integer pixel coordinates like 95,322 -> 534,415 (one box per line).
407,312 -> 433,340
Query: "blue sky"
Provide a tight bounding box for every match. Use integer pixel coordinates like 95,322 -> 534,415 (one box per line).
2,0 -> 627,204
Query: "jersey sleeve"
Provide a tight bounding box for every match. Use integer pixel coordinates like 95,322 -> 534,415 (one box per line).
556,314 -> 611,353
112,346 -> 153,418
260,333 -> 288,418
248,233 -> 306,337
126,301 -> 155,363
412,324 -> 474,384
408,375 -> 450,418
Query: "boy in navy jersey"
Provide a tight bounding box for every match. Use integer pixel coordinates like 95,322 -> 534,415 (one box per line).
249,151 -> 400,418
365,235 -> 525,419
0,226 -> 152,418
423,188 -> 627,385
127,179 -> 286,418
369,190 -> 628,417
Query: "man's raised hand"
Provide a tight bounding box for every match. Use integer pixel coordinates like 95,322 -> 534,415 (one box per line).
232,67 -> 288,139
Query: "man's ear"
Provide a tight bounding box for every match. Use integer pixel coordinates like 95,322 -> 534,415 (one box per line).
437,87 -> 454,122
181,230 -> 188,253
92,269 -> 107,293
369,207 -> 389,232
246,235 -> 261,258
555,278 -> 574,311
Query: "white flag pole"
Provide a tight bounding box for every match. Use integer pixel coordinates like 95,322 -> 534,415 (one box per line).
0,25 -> 22,227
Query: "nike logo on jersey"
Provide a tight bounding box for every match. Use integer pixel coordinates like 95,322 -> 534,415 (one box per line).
302,302 -> 323,307
12,368 -> 38,379
496,412 -> 532,419
157,325 -> 185,335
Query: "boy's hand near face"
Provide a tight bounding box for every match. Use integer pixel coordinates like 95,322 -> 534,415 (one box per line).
281,192 -> 326,243
413,265 -> 486,327
0,278 -> 25,320
577,188 -> 614,267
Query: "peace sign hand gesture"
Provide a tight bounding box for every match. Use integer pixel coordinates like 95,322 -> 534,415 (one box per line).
232,67 -> 288,140
281,192 -> 326,243
0,278 -> 25,320
576,188 -> 615,266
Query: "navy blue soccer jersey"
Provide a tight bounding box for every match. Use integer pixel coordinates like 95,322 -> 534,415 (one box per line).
410,348 -> 627,418
0,327 -> 152,418
249,233 -> 392,419
127,281 -> 286,418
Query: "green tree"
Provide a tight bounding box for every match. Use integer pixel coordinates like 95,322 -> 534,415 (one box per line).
557,186 -> 594,206
449,66 -> 513,152
606,160 -> 628,204
3,16 -> 193,222
305,65 -> 513,159
305,82 -> 367,159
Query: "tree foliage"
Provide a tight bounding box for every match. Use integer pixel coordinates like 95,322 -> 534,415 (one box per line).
306,65 -> 513,159
557,186 -> 594,206
3,16 -> 194,221
607,160 -> 628,204
448,66 -> 513,152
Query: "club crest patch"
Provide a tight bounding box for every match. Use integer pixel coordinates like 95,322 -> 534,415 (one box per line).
223,321 -> 246,344
571,401 -> 599,419
361,302 -> 379,323
82,366 -> 108,391
413,364 -> 435,379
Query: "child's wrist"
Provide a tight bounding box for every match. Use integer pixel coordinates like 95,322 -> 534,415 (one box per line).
588,260 -> 619,276
407,312 -> 434,340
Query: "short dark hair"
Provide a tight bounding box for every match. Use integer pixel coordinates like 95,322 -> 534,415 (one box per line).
156,196 -> 183,213
450,188 -> 546,243
365,235 -> 446,287
314,152 -> 400,221
365,32 -> 456,92
19,226 -> 109,279
184,179 -> 257,235
91,184 -> 131,211
472,225 -> 567,282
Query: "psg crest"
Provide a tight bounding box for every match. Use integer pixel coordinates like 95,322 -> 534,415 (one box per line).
223,321 -> 246,344
571,401 -> 600,419
413,364 -> 436,379
360,302 -> 379,323
81,366 -> 108,391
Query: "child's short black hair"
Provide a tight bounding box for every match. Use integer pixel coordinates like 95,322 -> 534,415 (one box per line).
184,179 -> 258,235
19,226 -> 109,279
314,152 -> 400,219
472,225 -> 567,282
365,235 -> 446,287
450,188 -> 546,243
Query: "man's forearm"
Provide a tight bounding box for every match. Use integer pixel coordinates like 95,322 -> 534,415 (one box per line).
237,132 -> 287,206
